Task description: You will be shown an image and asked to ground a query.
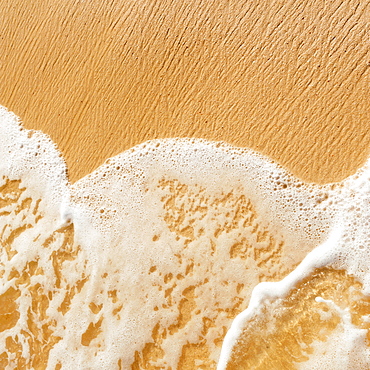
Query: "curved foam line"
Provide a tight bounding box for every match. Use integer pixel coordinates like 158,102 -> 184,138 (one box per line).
217,224 -> 343,369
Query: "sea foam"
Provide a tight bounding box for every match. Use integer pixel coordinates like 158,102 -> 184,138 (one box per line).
0,105 -> 369,369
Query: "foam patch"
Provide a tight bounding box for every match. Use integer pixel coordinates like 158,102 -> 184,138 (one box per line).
0,105 -> 369,369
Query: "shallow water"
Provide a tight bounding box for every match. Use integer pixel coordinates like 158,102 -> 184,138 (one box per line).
0,106 -> 369,369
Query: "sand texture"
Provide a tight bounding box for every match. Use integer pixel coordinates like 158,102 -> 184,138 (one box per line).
1,1 -> 370,369
0,0 -> 369,184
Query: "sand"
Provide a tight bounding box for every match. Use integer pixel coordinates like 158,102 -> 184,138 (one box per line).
1,0 -> 369,184
1,1 -> 370,369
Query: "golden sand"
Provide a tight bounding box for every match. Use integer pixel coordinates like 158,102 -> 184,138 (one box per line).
1,0 -> 369,184
1,1 -> 370,369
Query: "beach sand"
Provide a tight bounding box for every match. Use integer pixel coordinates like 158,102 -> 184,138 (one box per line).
1,0 -> 369,184
0,0 -> 370,369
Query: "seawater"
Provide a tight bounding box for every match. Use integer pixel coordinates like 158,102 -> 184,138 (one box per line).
0,105 -> 369,369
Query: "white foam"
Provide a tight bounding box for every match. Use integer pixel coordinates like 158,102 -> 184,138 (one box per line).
218,161 -> 370,368
0,106 -> 69,219
1,105 -> 369,368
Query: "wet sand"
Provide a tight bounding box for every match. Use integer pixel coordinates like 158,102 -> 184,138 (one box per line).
1,0 -> 369,184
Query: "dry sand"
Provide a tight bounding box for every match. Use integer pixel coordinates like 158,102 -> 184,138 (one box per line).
1,0 -> 369,184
